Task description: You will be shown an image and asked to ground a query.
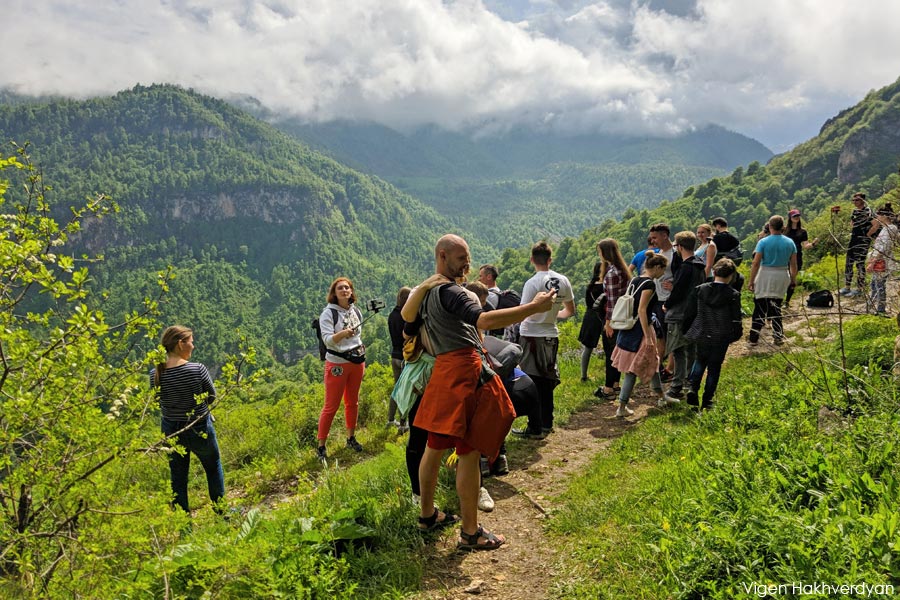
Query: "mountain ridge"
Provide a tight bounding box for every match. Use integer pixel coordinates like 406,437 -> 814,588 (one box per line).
272,117 -> 772,248
0,84 -> 464,366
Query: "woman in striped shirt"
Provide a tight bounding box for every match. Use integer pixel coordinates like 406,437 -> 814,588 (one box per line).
151,325 -> 224,514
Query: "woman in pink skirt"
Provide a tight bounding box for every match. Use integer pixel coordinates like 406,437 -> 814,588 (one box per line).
610,253 -> 669,417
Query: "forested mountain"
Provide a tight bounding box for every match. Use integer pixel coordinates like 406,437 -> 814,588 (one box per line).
3,75 -> 897,367
278,120 -> 771,178
0,84 -> 464,367
490,77 -> 900,298
274,118 -> 772,247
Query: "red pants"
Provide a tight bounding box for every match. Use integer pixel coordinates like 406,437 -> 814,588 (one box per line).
318,361 -> 365,441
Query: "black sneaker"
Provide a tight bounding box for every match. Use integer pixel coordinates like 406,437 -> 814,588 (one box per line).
685,390 -> 699,406
511,427 -> 546,439
346,436 -> 363,453
316,446 -> 328,465
491,454 -> 509,476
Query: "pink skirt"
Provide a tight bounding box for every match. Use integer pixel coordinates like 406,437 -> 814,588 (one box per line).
611,341 -> 659,382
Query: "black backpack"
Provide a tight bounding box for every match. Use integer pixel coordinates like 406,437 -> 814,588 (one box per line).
312,308 -> 339,360
487,289 -> 522,337
807,289 -> 834,308
495,289 -> 522,310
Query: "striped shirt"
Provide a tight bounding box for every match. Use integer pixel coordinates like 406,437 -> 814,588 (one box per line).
150,362 -> 215,421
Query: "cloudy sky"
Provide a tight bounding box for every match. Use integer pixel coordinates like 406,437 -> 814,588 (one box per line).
4,0 -> 900,151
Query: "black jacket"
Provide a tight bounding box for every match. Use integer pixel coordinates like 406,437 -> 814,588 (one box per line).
664,255 -> 706,322
683,282 -> 743,344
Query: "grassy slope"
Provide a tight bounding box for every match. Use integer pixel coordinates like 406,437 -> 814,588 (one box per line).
19,314 -> 897,598
547,321 -> 900,598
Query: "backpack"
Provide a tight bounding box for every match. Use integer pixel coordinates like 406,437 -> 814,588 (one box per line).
610,278 -> 650,330
806,289 -> 834,308
718,244 -> 744,266
487,289 -> 523,337
312,308 -> 338,360
495,289 -> 521,310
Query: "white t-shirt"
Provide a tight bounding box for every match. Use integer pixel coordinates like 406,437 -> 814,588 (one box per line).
519,270 -> 574,338
655,247 -> 675,301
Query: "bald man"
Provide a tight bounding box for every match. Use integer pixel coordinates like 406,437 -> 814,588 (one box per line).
401,234 -> 556,551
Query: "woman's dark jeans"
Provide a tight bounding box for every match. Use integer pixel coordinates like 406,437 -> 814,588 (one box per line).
601,329 -> 621,389
161,413 -> 225,513
505,372 -> 541,434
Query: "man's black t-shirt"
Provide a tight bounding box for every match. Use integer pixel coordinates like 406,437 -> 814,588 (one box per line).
712,230 -> 739,253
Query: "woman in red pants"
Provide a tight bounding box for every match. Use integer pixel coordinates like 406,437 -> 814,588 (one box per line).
317,277 -> 367,465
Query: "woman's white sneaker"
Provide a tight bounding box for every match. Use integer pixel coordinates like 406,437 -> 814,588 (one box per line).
616,404 -> 634,417
478,487 -> 495,512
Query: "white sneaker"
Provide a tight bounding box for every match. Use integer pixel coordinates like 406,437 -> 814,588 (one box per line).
657,396 -> 667,408
663,391 -> 681,404
478,487 -> 495,512
615,404 -> 634,417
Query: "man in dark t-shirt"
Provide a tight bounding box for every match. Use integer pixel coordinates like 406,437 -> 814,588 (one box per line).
402,234 -> 555,551
711,217 -> 740,256
841,193 -> 875,297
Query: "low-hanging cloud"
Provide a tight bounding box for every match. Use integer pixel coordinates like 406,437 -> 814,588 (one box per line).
4,0 -> 900,148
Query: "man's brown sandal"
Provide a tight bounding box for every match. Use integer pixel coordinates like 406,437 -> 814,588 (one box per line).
417,507 -> 460,532
457,525 -> 504,551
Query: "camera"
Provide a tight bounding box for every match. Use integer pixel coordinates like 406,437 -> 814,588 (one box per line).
365,298 -> 386,312
831,205 -> 841,214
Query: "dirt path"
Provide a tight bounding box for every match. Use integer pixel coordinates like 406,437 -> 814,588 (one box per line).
415,385 -> 659,600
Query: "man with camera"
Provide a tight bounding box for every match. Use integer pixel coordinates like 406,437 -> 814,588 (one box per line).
840,192 -> 876,297
518,241 -> 575,435
405,234 -> 556,551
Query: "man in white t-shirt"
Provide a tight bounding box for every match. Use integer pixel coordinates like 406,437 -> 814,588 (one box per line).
518,241 -> 575,433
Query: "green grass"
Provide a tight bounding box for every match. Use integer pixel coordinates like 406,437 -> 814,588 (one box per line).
14,317 -> 900,598
545,347 -> 900,599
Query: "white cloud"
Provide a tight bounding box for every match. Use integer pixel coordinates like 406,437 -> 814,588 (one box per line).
3,0 -> 900,148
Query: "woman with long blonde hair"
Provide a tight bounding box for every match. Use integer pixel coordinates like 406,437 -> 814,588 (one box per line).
695,223 -> 717,277
594,238 -> 630,399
